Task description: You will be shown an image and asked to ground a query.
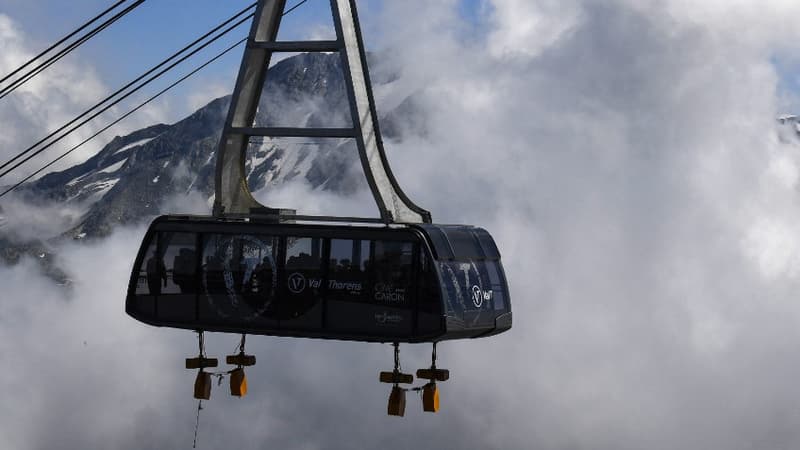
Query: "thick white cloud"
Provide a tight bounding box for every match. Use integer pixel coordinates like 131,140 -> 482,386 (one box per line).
0,15 -> 170,184
488,0 -> 584,58
373,0 -> 800,448
7,0 -> 800,449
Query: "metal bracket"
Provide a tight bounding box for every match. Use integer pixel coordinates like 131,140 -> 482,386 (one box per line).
213,0 -> 431,224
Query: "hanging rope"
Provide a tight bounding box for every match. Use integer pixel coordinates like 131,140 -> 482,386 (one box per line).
192,400 -> 203,449
197,331 -> 205,358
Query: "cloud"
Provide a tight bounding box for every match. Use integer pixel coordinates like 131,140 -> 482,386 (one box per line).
0,15 -> 109,180
253,178 -> 378,217
8,0 -> 800,449
370,0 -> 800,448
487,0 -> 584,58
0,197 -> 87,245
0,227 -> 187,449
0,15 -> 171,185
186,81 -> 231,113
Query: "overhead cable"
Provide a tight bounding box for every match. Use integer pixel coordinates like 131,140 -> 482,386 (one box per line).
0,2 -> 257,179
0,0 -> 127,85
284,0 -> 310,16
0,0 -> 146,99
0,0 -> 312,197
0,37 -> 247,199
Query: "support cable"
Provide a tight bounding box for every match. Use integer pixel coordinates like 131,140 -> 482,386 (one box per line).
0,37 -> 247,199
0,0 -> 146,99
0,0 -> 311,196
0,0 -> 129,86
283,0 -> 310,16
0,4 -> 257,180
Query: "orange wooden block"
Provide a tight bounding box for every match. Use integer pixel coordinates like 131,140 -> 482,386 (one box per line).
379,371 -> 413,384
186,357 -> 218,369
226,354 -> 256,367
387,386 -> 406,417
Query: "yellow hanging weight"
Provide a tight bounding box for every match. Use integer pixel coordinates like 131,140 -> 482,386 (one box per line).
422,383 -> 440,413
230,368 -> 248,397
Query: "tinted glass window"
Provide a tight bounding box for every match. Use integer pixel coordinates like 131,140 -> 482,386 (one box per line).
424,227 -> 454,260
473,228 -> 501,260
285,237 -> 322,270
201,235 -> 276,293
161,232 -> 197,295
446,229 -> 484,260
485,261 -> 507,311
418,250 -> 441,314
328,239 -> 369,301
280,237 -> 323,320
201,234 -> 279,319
136,236 -> 158,295
244,237 -> 278,300
372,241 -> 413,307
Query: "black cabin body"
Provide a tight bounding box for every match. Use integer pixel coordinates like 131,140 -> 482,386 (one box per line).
126,215 -> 512,343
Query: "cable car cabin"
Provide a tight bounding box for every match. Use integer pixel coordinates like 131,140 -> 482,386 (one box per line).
126,215 -> 511,343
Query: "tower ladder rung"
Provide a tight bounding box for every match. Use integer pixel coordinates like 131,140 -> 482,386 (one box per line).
250,40 -> 342,52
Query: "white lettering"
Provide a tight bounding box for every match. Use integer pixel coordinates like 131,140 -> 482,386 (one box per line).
471,285 -> 493,308
374,312 -> 403,325
328,279 -> 362,291
373,283 -> 406,304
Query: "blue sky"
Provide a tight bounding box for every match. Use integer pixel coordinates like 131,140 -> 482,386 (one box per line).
1,0 -> 487,120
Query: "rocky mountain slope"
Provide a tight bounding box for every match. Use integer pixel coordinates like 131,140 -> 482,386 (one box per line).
0,52 -> 421,281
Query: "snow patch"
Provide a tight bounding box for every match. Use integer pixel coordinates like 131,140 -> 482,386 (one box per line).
66,158 -> 125,186
66,174 -> 87,187
68,179 -> 119,202
99,158 -> 126,174
113,137 -> 156,155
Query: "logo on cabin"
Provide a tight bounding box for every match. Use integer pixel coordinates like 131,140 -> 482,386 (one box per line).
375,311 -> 403,325
471,285 -> 493,308
287,272 -> 306,294
373,283 -> 406,304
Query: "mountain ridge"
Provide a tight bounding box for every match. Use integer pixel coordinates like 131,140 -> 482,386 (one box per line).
0,52 -> 422,282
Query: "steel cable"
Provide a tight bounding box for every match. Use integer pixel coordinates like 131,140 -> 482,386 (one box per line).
0,2 -> 257,178
0,37 -> 247,199
0,0 -> 146,99
0,0 -> 312,197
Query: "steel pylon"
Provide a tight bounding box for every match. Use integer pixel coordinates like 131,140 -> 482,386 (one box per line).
213,0 -> 431,224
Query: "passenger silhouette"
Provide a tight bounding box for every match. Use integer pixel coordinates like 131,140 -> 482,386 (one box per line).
249,257 -> 273,294
204,254 -> 225,293
146,256 -> 167,295
173,248 -> 196,293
